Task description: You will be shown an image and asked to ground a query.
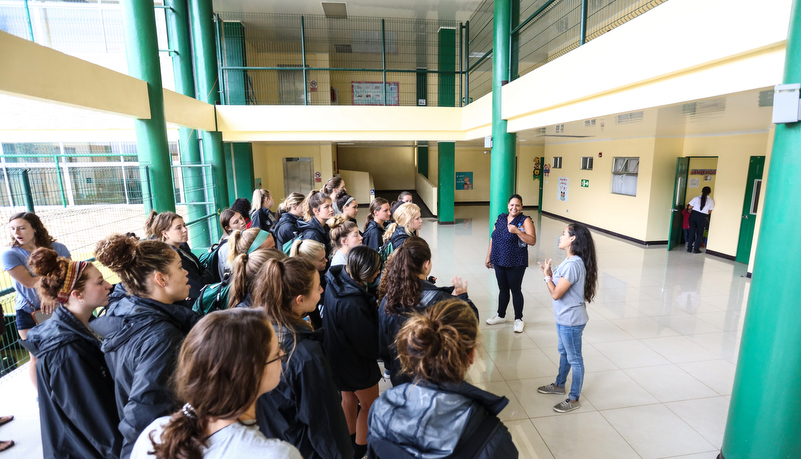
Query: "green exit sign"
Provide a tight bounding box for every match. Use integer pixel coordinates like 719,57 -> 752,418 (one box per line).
581,179 -> 589,187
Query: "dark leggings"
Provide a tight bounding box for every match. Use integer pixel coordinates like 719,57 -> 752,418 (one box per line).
495,265 -> 526,320
688,211 -> 708,252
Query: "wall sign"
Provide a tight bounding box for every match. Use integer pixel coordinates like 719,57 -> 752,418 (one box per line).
456,172 -> 473,190
558,177 -> 569,201
581,179 -> 589,187
352,81 -> 399,106
690,169 -> 716,175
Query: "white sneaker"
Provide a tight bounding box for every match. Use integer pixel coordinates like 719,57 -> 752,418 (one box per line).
486,314 -> 507,325
514,319 -> 525,333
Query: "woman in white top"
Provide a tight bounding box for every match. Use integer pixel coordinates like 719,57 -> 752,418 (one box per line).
687,186 -> 714,253
328,215 -> 364,267
130,308 -> 301,459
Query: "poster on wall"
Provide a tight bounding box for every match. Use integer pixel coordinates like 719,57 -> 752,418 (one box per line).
456,172 -> 473,190
558,177 -> 569,201
352,81 -> 399,106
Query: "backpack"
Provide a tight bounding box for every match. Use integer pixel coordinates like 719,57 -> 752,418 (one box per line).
192,282 -> 231,316
281,233 -> 302,255
198,241 -> 225,284
377,240 -> 394,267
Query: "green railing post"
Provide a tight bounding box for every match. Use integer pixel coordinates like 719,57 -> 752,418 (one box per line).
120,0 -> 176,214
213,14 -> 227,105
20,169 -> 34,213
490,0 -> 517,223
381,19 -> 387,106
538,156 -> 544,213
580,0 -> 589,45
459,23 -> 464,107
719,0 -> 801,457
22,0 -> 34,42
165,0 -> 211,248
465,20 -> 470,105
438,27 -> 456,223
53,156 -> 67,208
301,16 -> 308,106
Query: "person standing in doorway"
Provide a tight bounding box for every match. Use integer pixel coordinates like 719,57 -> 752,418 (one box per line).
485,195 -> 536,333
687,186 -> 714,253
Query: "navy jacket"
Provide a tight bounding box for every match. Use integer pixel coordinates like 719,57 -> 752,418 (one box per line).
378,280 -> 477,386
273,212 -> 300,250
22,307 -> 122,459
251,207 -> 276,233
322,266 -> 381,391
362,220 -> 386,251
296,217 -> 332,257
369,381 -> 518,459
256,323 -> 353,459
90,294 -> 199,458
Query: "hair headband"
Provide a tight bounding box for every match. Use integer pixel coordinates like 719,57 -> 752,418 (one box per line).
57,261 -> 89,304
344,197 -> 355,208
248,230 -> 270,254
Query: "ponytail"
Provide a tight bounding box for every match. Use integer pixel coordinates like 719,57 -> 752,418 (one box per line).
253,257 -> 317,337
567,224 -> 598,303
378,236 -> 430,314
700,186 -> 711,211
302,190 -> 330,222
364,197 -> 389,231
226,229 -> 282,308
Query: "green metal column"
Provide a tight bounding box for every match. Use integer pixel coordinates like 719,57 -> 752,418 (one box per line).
120,0 -> 175,213
166,0 -> 210,248
189,0 -> 229,218
437,143 -> 455,223
437,27 -> 456,224
418,144 -> 429,179
720,2 -> 801,458
224,143 -> 255,201
490,0 -> 517,222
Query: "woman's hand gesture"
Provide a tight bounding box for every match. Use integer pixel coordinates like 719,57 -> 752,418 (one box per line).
451,276 -> 468,296
537,259 -> 553,277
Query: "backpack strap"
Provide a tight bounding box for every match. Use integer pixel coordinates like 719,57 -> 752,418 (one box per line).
368,438 -> 418,459
449,412 -> 502,459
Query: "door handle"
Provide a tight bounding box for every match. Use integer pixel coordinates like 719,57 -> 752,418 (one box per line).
742,215 -> 748,219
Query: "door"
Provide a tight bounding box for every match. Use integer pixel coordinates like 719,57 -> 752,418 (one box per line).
735,156 -> 765,263
667,157 -> 690,250
283,157 -> 314,197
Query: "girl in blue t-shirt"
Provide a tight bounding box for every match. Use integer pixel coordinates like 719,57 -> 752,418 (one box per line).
1,212 -> 70,388
536,223 -> 598,413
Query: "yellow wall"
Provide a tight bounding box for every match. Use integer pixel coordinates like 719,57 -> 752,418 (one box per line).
683,132 -> 769,256
337,146 -> 416,190
517,145 -> 544,207
454,147 -> 492,202
687,157 -> 718,197
251,143 -> 332,207
645,137 -> 684,241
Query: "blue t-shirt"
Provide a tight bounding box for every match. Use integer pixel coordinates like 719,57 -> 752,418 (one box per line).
2,242 -> 71,311
490,213 -> 530,267
552,255 -> 588,326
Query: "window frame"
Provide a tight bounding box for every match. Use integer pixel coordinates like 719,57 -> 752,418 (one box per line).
611,156 -> 639,197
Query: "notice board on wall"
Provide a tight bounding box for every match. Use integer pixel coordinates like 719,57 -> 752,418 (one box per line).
352,81 -> 399,106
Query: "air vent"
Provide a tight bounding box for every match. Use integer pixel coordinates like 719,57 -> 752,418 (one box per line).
758,90 -> 774,107
555,124 -> 565,134
334,44 -> 352,53
584,119 -> 596,127
616,111 -> 644,124
537,127 -> 546,134
322,2 -> 348,19
682,102 -> 697,116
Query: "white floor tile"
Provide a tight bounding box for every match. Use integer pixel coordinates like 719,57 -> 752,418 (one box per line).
624,364 -> 718,402
678,360 -> 736,396
640,335 -> 720,364
665,396 -> 730,449
505,419 -> 555,459
532,412 -> 640,458
593,340 -> 671,369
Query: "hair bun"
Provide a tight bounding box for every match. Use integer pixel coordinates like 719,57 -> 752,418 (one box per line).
95,234 -> 138,273
327,214 -> 347,228
28,247 -> 61,277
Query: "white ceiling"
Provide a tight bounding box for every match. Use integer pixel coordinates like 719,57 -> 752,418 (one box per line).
212,0 -> 484,21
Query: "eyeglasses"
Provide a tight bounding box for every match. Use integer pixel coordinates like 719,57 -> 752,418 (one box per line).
266,352 -> 289,366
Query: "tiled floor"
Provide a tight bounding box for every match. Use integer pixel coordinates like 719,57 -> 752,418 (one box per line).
0,206 -> 747,459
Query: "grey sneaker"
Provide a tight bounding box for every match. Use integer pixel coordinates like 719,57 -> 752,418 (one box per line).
537,383 -> 566,395
486,314 -> 507,325
553,399 -> 581,413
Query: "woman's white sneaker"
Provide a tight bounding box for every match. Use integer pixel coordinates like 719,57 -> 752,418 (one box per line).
486,314 -> 507,325
514,319 -> 525,333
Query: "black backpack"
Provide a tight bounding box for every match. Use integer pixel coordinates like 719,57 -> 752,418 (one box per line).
198,240 -> 226,284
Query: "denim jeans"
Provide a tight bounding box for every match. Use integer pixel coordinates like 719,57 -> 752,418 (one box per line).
555,323 -> 586,401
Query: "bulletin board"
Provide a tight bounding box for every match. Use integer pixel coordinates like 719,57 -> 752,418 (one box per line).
352,81 -> 399,106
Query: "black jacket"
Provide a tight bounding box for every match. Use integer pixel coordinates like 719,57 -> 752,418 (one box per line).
379,280 -> 477,386
251,207 -> 276,233
385,226 -> 412,254
22,307 -> 122,459
256,323 -> 354,459
362,220 -> 386,251
273,212 -> 300,250
90,294 -> 199,458
368,381 -> 518,459
296,217 -> 332,258
175,244 -> 213,301
322,266 -> 381,391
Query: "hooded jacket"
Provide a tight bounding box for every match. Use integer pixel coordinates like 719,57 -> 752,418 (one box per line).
256,323 -> 354,459
273,212 -> 300,250
368,381 -> 518,459
384,225 -> 412,254
322,265 -> 381,391
175,243 -> 213,301
22,306 -> 123,459
379,280 -> 477,386
296,217 -> 332,258
90,294 -> 199,458
251,207 -> 276,233
362,219 -> 386,251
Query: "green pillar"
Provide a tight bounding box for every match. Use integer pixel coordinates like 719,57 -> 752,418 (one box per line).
437,27 -> 456,223
222,22 -> 248,105
418,144 -> 429,179
224,143 -> 255,201
437,143 -> 455,223
166,0 -> 210,248
490,0 -> 517,222
120,0 -> 175,213
189,0 -> 229,220
720,2 -> 801,458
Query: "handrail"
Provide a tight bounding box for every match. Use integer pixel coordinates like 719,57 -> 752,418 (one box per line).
511,0 -> 559,35
219,66 -> 466,74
